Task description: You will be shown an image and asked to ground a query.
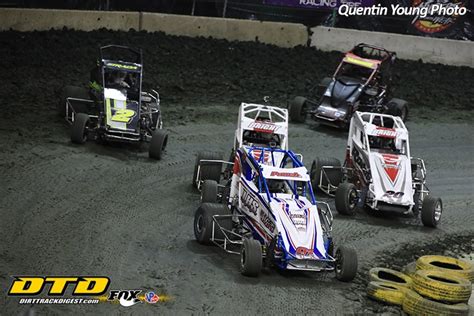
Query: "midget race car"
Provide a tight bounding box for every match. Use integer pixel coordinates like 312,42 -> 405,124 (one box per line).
289,43 -> 408,129
192,101 -> 289,190
193,146 -> 358,280
58,45 -> 168,159
311,112 -> 443,227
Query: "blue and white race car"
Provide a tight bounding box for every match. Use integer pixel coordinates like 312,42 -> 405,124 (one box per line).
193,146 -> 358,280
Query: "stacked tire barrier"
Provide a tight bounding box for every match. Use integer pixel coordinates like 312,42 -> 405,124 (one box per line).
367,255 -> 473,315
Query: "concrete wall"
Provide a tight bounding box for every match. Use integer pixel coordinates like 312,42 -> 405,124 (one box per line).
310,26 -> 474,67
140,12 -> 307,48
0,8 -> 139,31
0,8 -> 472,66
0,8 -> 307,48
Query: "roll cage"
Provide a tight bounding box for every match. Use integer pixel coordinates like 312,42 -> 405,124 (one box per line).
332,43 -> 396,88
244,147 -> 317,205
99,45 -> 143,103
236,103 -> 288,150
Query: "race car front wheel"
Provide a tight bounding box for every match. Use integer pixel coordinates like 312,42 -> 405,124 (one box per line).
335,182 -> 358,215
71,113 -> 90,144
241,238 -> 262,277
289,96 -> 307,123
421,195 -> 442,228
201,180 -> 218,203
335,245 -> 358,282
387,98 -> 409,122
149,129 -> 168,160
194,203 -> 231,245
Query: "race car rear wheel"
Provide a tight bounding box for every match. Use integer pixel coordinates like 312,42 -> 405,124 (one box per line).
335,245 -> 358,282
241,238 -> 262,277
192,151 -> 223,188
319,77 -> 332,89
289,96 -> 307,123
201,180 -> 218,203
387,98 -> 409,122
310,157 -> 342,193
71,113 -> 90,144
421,195 -> 442,228
194,203 -> 232,245
335,182 -> 358,215
59,85 -> 90,118
149,129 -> 168,160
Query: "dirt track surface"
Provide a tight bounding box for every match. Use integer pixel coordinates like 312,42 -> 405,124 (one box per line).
0,30 -> 473,314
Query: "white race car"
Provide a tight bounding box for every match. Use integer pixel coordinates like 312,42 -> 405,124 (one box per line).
193,146 -> 358,280
311,112 -> 443,227
192,102 -> 288,190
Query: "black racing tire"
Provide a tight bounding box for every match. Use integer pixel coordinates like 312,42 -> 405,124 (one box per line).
335,245 -> 358,282
59,85 -> 90,117
387,98 -> 409,122
402,289 -> 469,316
310,157 -> 342,193
240,238 -> 262,277
201,180 -> 218,203
421,195 -> 442,228
149,129 -> 168,160
192,151 -> 223,188
194,203 -> 232,245
412,191 -> 421,217
319,77 -> 332,89
335,182 -> 358,215
289,96 -> 308,123
71,113 -> 90,144
369,267 -> 413,288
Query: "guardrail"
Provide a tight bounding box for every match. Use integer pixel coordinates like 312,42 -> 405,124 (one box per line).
0,8 -> 472,67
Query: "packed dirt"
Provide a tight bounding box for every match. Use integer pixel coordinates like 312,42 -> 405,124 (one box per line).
0,29 -> 473,315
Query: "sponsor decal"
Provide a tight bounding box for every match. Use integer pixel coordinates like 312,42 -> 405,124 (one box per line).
295,247 -> 315,259
260,209 -> 276,232
242,188 -> 261,216
8,276 -> 109,296
382,191 -> 404,198
411,0 -> 466,34
263,0 -> 374,9
7,276 -> 169,307
270,171 -> 302,178
374,127 -> 397,138
345,54 -> 379,69
106,63 -> 139,70
251,149 -> 270,163
381,154 -> 400,183
290,212 -> 307,231
248,121 -> 280,133
144,291 -> 160,304
108,290 -> 142,307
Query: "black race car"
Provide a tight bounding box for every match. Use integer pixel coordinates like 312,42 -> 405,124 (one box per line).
58,45 -> 168,159
289,43 -> 408,129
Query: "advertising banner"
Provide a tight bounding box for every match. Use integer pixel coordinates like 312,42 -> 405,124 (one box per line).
408,0 -> 471,39
263,0 -> 375,10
